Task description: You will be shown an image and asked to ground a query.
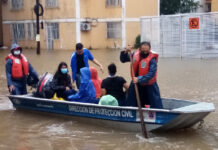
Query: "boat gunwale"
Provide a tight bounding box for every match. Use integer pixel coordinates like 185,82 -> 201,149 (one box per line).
8,95 -> 215,114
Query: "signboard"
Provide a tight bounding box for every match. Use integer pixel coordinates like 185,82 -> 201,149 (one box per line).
189,17 -> 199,30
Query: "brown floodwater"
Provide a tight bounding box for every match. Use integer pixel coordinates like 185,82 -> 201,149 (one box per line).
0,49 -> 217,150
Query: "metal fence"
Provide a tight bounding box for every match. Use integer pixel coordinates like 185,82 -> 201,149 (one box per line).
140,12 -> 218,58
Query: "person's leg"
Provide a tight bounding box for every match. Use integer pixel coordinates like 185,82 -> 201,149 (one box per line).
63,89 -> 77,100
125,82 -> 137,107
75,74 -> 81,89
21,84 -> 27,95
147,83 -> 163,109
138,84 -> 150,107
117,97 -> 126,106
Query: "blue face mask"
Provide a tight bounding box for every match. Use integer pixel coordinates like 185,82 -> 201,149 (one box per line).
61,68 -> 68,74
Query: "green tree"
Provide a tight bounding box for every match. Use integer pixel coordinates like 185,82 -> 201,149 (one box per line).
160,0 -> 201,15
134,35 -> 141,49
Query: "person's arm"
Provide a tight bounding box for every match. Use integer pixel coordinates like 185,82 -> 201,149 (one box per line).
133,58 -> 157,84
50,78 -> 65,91
5,60 -> 14,92
101,88 -> 107,96
92,59 -> 103,73
123,83 -> 129,91
86,49 -> 103,73
67,75 -> 73,90
70,53 -> 76,82
28,63 -> 39,80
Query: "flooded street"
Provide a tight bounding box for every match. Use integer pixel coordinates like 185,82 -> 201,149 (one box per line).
0,49 -> 218,150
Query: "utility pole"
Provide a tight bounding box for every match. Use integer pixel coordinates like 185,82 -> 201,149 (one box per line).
34,0 -> 44,54
36,0 -> 40,54
0,0 -> 3,47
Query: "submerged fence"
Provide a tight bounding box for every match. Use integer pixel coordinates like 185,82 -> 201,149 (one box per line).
141,12 -> 218,58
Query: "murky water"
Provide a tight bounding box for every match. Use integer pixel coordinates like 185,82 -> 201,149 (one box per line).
0,49 -> 218,150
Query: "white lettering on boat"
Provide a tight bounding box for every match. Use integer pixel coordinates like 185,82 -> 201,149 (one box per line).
36,103 -> 54,108
68,105 -> 134,118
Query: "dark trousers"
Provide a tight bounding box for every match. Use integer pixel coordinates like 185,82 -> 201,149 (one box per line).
57,89 -> 77,100
75,73 -> 81,89
10,81 -> 27,95
125,82 -> 163,109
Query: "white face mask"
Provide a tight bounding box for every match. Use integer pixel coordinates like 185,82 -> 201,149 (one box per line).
13,50 -> 21,55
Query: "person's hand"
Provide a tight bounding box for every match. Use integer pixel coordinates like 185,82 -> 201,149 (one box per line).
132,77 -> 138,84
66,87 -> 70,91
125,45 -> 133,53
9,85 -> 15,93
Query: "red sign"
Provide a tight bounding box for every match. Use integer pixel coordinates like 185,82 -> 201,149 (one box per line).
189,18 -> 199,30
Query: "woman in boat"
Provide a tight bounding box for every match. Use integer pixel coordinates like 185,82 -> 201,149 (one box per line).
51,62 -> 76,100
67,67 -> 98,104
90,67 -> 102,99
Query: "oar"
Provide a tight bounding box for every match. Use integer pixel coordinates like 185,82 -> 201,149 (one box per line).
129,51 -> 148,138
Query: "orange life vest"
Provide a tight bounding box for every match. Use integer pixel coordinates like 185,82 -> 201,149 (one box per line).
5,54 -> 29,79
132,50 -> 158,85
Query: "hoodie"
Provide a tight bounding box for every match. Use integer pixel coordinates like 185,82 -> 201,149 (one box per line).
90,67 -> 102,98
68,67 -> 97,103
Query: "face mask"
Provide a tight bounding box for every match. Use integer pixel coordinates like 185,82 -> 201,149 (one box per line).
13,50 -> 21,55
61,68 -> 68,74
140,51 -> 148,58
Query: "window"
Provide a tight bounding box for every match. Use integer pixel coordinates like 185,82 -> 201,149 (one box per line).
106,0 -> 121,7
11,0 -> 23,10
27,23 -> 36,40
47,23 -> 59,39
45,0 -> 58,8
107,22 -> 121,39
12,23 -> 25,42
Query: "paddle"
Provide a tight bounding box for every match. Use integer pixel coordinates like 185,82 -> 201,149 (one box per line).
128,49 -> 148,138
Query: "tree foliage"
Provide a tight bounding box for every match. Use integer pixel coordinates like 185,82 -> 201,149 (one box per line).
160,0 -> 201,15
134,35 -> 141,49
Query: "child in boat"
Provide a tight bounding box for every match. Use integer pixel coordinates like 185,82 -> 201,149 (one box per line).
67,67 -> 98,103
90,67 -> 102,99
51,62 -> 76,100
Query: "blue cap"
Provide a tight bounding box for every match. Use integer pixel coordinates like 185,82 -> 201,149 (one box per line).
10,43 -> 22,51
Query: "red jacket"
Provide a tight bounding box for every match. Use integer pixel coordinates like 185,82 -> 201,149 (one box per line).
132,50 -> 158,85
90,67 -> 102,98
5,54 -> 29,79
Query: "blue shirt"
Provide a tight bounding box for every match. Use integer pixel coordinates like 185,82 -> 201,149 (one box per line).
70,49 -> 94,81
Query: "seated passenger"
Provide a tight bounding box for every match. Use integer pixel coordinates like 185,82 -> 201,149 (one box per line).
68,67 -> 98,104
51,62 -> 76,100
90,67 -> 102,99
99,95 -> 118,106
101,63 -> 129,106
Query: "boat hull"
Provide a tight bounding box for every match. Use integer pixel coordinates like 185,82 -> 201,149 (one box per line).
8,95 -> 215,132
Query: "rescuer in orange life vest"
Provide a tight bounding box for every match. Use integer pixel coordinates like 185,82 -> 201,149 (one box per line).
5,43 -> 39,95
120,41 -> 163,109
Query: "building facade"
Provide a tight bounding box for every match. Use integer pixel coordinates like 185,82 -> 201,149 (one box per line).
2,0 -> 158,50
212,0 -> 218,11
